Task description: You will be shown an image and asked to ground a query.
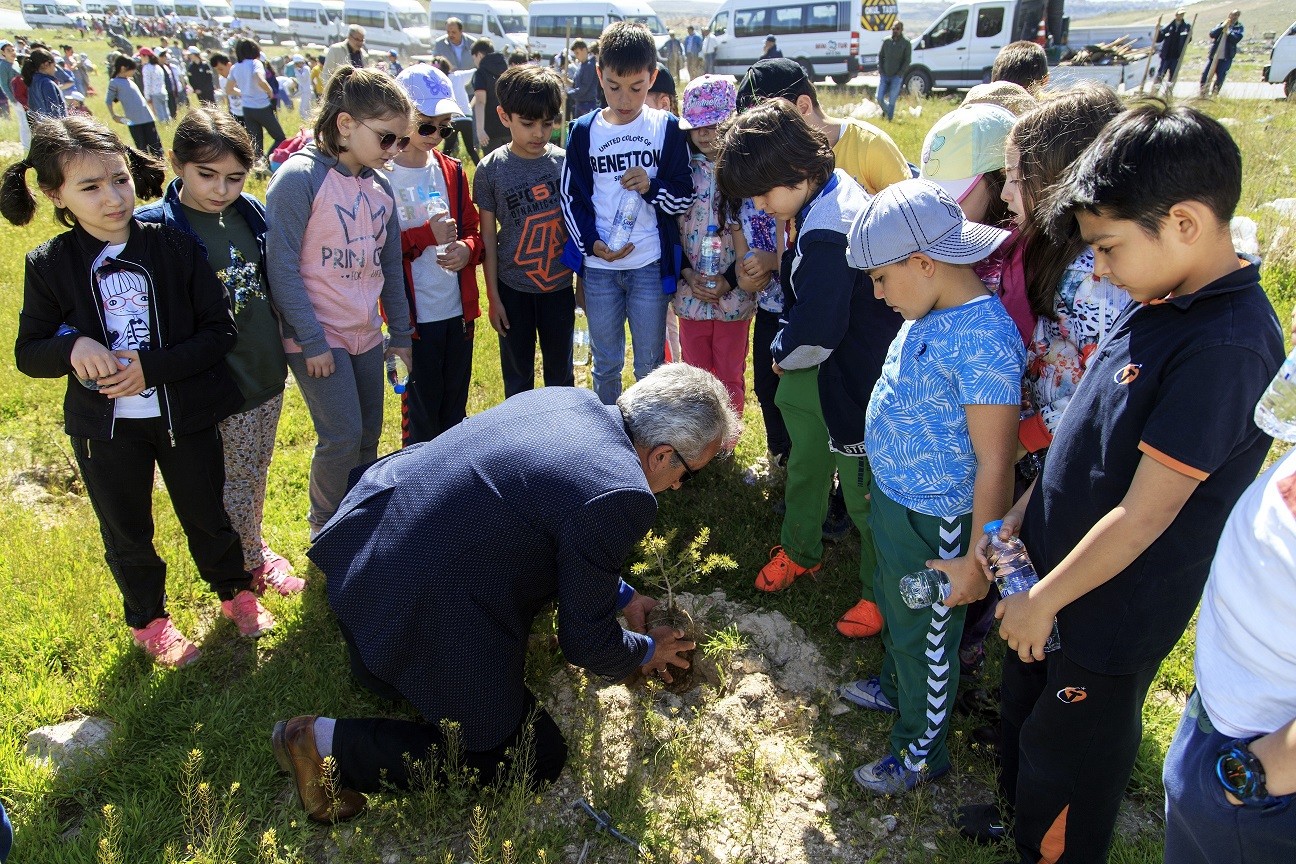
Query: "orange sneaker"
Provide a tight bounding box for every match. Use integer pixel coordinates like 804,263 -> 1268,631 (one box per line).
755,546 -> 821,592
836,599 -> 884,638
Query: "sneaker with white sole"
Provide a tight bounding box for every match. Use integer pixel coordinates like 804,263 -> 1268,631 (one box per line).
838,676 -> 897,713
131,617 -> 201,668
251,546 -> 305,596
853,754 -> 948,795
221,590 -> 276,638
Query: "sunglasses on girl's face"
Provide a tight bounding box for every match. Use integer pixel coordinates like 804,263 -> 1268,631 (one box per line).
358,119 -> 410,152
417,121 -> 454,137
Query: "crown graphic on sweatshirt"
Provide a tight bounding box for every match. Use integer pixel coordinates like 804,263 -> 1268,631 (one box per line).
333,192 -> 388,246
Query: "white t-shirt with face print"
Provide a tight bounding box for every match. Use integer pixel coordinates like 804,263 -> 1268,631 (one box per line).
94,243 -> 160,419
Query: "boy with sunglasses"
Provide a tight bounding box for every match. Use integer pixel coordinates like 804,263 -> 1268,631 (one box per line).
390,64 -> 483,444
474,65 -> 576,397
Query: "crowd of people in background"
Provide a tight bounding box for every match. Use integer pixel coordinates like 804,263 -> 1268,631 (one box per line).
0,12 -> 1292,864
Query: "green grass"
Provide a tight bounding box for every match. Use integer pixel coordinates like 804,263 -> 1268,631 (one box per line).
1,28 -> 1295,863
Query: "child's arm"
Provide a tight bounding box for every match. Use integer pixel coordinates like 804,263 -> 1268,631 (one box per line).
479,208 -> 508,334
931,403 -> 1019,605
1249,718 -> 1296,798
132,238 -> 237,387
373,177 -> 414,353
264,161 -> 334,372
638,120 -> 693,217
439,164 -> 482,275
15,257 -> 92,379
770,239 -> 852,371
559,125 -> 605,260
999,454 -> 1199,660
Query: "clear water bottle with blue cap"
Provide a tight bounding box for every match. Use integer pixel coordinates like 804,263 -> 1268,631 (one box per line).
696,224 -> 724,291
384,337 -> 408,394
984,520 -> 1061,652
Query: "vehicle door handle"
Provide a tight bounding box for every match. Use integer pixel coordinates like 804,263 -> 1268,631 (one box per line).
990,44 -> 1001,48
956,46 -> 966,50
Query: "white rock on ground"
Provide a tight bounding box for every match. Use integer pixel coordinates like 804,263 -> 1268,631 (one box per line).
26,717 -> 115,771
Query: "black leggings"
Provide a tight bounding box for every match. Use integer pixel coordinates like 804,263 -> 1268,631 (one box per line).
241,104 -> 286,159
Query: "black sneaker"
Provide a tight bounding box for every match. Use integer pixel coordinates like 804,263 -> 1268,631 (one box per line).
971,722 -> 1003,758
955,687 -> 999,719
954,803 -> 1008,845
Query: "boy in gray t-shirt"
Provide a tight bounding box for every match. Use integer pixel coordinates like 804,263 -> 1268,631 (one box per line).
473,65 -> 576,397
106,56 -> 162,157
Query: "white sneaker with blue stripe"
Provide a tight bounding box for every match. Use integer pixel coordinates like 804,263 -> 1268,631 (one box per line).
837,676 -> 897,713
852,754 -> 948,795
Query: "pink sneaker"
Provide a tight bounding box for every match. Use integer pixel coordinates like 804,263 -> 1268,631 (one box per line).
251,547 -> 305,596
261,543 -> 295,574
221,590 -> 276,638
131,617 -> 201,668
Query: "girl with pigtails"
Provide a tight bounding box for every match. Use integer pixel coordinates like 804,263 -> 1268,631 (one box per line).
5,115 -> 277,669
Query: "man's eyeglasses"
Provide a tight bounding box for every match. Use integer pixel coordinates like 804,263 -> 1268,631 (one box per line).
357,118 -> 410,152
666,445 -> 699,484
418,121 -> 454,137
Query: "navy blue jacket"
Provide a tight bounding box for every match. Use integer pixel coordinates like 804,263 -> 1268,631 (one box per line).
27,71 -> 66,118
312,388 -> 658,751
135,178 -> 269,264
560,107 -> 693,293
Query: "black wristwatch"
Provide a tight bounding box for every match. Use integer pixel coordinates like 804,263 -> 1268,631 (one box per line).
1215,738 -> 1268,801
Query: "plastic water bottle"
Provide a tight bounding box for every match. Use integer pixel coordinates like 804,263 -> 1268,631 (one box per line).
1254,347 -> 1296,442
425,190 -> 450,255
899,568 -> 951,609
606,187 -> 639,251
384,338 -> 408,394
696,224 -> 724,291
984,520 -> 1061,652
572,307 -> 591,367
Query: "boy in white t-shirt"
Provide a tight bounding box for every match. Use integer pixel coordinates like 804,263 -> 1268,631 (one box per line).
1162,446 -> 1296,863
559,21 -> 693,404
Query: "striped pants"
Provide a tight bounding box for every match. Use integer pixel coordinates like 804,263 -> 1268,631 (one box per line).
868,482 -> 968,776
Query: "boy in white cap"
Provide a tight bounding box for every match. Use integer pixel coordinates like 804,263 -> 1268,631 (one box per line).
390,63 -> 483,444
838,178 -> 1023,795
291,54 -> 313,119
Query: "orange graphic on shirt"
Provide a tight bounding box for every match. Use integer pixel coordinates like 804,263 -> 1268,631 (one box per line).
514,208 -> 572,292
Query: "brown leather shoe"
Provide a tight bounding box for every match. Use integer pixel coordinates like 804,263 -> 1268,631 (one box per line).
271,715 -> 367,823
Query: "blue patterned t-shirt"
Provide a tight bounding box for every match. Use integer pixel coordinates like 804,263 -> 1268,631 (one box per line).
865,293 -> 1025,517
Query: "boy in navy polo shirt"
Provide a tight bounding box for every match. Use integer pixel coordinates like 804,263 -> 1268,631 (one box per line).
957,104 -> 1284,862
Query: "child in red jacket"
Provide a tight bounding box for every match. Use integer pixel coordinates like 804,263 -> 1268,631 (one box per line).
391,64 -> 483,445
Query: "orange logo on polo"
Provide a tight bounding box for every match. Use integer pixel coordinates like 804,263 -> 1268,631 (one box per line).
1114,363 -> 1142,385
1057,686 -> 1088,704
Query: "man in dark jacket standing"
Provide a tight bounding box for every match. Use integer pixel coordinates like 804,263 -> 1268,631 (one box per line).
876,21 -> 910,121
1201,9 -> 1243,95
470,37 -> 510,154
270,364 -> 738,823
185,46 -> 214,104
1153,9 -> 1191,94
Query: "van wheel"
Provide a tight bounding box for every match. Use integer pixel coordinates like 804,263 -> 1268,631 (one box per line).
830,72 -> 853,85
1286,71 -> 1295,99
903,67 -> 933,98
795,58 -> 815,82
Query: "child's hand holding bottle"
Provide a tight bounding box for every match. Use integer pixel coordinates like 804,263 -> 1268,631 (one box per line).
70,335 -> 123,389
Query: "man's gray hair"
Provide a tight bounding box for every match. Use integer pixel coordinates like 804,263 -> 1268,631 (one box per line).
617,364 -> 739,463
348,25 -> 366,39
446,16 -> 462,28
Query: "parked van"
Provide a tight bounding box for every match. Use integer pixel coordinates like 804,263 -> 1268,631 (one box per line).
707,0 -> 891,84
429,1 -> 528,55
287,0 -> 344,44
527,0 -> 669,58
343,0 -> 431,54
1263,20 -> 1296,97
233,0 -> 289,39
21,0 -> 85,27
173,0 -> 233,25
84,0 -> 132,15
132,1 -> 175,16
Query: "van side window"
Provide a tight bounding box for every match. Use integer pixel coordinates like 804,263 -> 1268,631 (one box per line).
771,6 -> 802,34
925,9 -> 967,48
734,8 -> 768,38
807,3 -> 840,31
711,10 -> 728,36
975,7 -> 1004,38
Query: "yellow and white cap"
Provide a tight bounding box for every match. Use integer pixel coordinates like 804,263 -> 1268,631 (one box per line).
919,103 -> 1017,204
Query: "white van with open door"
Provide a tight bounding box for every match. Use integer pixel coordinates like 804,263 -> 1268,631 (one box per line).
1264,20 -> 1296,97
527,0 -> 669,58
287,0 -> 344,45
21,0 -> 85,27
429,1 -> 529,55
903,0 -> 1044,95
707,0 -> 893,84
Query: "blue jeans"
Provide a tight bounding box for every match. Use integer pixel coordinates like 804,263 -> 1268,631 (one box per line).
1163,689 -> 1296,864
582,263 -> 668,404
877,74 -> 903,120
